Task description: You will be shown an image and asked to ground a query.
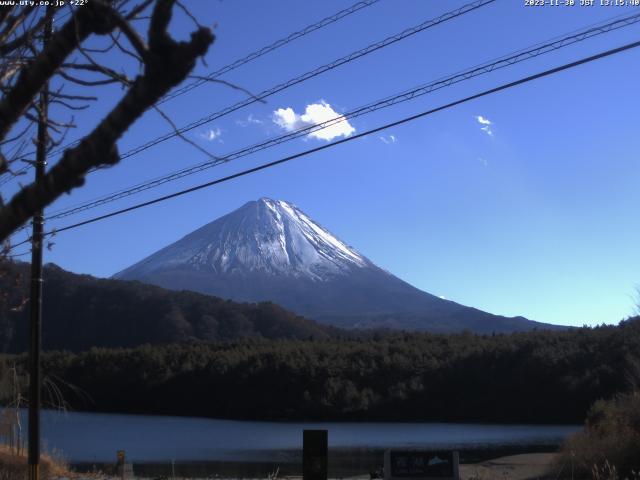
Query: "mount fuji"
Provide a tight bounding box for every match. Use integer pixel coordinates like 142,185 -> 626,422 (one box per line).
114,198 -> 557,333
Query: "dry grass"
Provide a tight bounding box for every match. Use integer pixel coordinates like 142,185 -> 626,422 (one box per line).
556,391 -> 640,479
0,443 -> 73,479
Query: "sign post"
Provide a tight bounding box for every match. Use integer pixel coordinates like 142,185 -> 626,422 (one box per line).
116,450 -> 125,480
303,429 -> 328,480
384,450 -> 459,480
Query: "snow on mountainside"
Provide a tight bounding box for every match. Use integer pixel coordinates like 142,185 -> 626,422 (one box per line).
115,198 -> 561,333
116,198 -> 368,281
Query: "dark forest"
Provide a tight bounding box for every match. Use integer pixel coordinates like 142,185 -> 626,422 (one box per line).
3,318 -> 638,424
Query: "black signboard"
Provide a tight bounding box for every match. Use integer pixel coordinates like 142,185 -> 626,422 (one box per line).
303,429 -> 328,480
384,450 -> 458,480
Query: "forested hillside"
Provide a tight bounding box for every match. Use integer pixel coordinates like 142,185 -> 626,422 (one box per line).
0,261 -> 332,352
3,318 -> 637,424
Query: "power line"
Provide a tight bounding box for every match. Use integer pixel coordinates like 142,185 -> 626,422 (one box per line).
0,127 -> 36,187
30,0 -> 493,169
31,38 -> 640,241
0,165 -> 30,187
116,0 -> 496,161
43,11 -> 640,222
11,0 -> 496,203
0,0 -> 382,184
159,0 -> 382,104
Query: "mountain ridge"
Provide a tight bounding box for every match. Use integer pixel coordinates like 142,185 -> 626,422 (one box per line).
0,260 -> 334,353
114,198 -> 562,333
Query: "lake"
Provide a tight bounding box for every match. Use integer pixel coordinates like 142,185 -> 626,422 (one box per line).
13,409 -> 581,476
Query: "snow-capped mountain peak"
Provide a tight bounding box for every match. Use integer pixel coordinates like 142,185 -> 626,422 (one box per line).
114,198 -> 550,333
116,198 -> 368,282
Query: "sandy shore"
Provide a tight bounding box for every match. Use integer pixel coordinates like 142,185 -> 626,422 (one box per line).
459,453 -> 558,480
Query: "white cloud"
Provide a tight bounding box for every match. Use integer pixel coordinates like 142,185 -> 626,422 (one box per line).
273,107 -> 299,129
475,115 -> 494,137
273,101 -> 355,141
478,157 -> 488,166
379,134 -> 397,145
481,125 -> 493,137
201,127 -> 223,142
236,114 -> 263,127
439,295 -> 447,300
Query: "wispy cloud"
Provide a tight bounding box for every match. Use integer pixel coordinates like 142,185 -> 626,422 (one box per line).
273,101 -> 355,141
236,114 -> 263,127
379,134 -> 397,145
475,115 -> 494,137
201,127 -> 223,142
478,157 -> 488,167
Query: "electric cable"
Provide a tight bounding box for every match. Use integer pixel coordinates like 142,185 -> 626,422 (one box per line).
0,0 -> 382,183
43,10 -> 640,222
27,0 -> 495,167
17,38 -> 636,244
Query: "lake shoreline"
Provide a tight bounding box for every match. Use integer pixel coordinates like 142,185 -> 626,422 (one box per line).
68,453 -> 562,480
70,445 -> 562,478
16,409 -> 579,476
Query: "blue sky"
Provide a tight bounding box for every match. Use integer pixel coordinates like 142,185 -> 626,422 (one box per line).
5,0 -> 640,327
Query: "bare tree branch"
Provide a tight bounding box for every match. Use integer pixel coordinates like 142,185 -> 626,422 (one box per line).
152,103 -> 219,162
124,0 -> 155,21
0,120 -> 34,147
0,0 -> 214,241
109,30 -> 144,63
0,1 -> 117,142
50,91 -> 97,101
62,62 -> 132,84
0,7 -> 55,57
188,75 -> 267,104
105,8 -> 149,61
58,69 -> 122,87
0,6 -> 16,26
0,7 -> 30,46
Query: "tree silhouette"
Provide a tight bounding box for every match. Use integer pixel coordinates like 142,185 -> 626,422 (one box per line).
0,0 -> 214,244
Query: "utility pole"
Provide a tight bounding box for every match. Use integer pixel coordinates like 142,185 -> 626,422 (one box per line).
28,10 -> 52,480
